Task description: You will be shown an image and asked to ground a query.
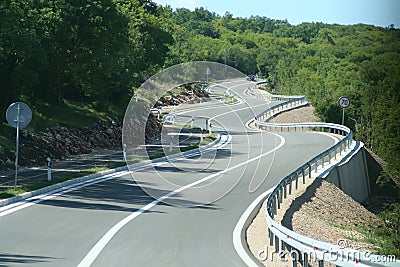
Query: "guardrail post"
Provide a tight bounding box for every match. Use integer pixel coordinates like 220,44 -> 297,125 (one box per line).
274,235 -> 280,253
318,260 -> 324,267
303,253 -> 309,267
277,193 -> 281,209
283,183 -> 287,199
292,255 -> 298,267
302,168 -> 306,184
280,240 -> 286,261
308,164 -> 312,178
281,239 -> 286,252
315,160 -> 318,173
295,175 -> 299,190
269,229 -> 274,246
298,252 -> 303,265
322,156 -> 325,168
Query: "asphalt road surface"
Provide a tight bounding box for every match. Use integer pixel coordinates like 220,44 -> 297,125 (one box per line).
0,79 -> 336,267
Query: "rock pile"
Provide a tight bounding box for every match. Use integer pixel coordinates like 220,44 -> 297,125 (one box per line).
0,114 -> 161,171
155,85 -> 209,107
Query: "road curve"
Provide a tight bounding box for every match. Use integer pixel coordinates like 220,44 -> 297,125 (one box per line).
0,80 -> 336,266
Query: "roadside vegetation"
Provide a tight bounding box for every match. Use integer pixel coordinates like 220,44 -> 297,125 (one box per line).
1,0 -> 398,255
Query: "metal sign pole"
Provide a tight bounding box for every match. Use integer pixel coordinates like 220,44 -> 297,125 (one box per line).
342,108 -> 345,126
6,102 -> 32,189
338,96 -> 350,126
14,103 -> 21,189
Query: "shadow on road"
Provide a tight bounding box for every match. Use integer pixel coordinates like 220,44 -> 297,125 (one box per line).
39,177 -> 221,212
0,253 -> 57,266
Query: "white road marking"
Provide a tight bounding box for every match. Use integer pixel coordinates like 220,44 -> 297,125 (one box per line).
231,130 -> 340,266
0,134 -> 231,218
1,81 -> 250,216
172,83 -> 252,116
0,171 -> 129,217
77,133 -> 285,267
233,187 -> 275,267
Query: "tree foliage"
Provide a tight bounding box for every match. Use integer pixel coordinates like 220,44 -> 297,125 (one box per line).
0,0 -> 173,115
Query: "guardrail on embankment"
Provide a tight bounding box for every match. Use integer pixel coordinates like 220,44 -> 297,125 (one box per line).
254,94 -> 309,123
251,93 -> 399,266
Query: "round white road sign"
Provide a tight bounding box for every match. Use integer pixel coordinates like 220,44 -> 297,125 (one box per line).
338,96 -> 350,109
6,102 -> 32,128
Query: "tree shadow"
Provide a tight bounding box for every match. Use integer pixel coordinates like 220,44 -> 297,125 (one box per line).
40,176 -> 222,212
0,253 -> 57,266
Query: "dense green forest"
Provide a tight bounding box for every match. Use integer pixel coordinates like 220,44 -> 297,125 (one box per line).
1,1 -> 400,178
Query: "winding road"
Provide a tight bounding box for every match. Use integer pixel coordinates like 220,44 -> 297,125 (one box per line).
0,79 -> 336,266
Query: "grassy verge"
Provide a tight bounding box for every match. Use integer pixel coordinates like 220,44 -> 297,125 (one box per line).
223,96 -> 238,105
329,213 -> 400,258
371,203 -> 400,257
0,165 -> 122,199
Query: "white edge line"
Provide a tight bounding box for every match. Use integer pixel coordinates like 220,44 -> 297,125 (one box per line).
77,133 -> 285,267
0,134 -> 230,217
0,171 -> 129,217
232,133 -> 284,267
232,186 -> 275,267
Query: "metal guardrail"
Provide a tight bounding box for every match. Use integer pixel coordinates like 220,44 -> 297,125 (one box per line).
255,95 -> 308,123
252,92 -> 399,266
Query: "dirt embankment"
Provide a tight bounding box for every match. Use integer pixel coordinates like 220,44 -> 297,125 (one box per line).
270,106 -> 319,123
284,179 -> 381,252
